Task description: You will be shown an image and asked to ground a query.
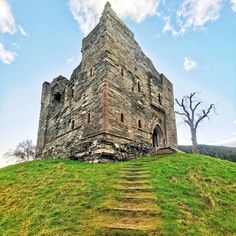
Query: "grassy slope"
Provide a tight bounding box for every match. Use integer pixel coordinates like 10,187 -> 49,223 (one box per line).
0,154 -> 235,235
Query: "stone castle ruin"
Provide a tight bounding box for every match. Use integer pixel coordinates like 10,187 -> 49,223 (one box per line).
36,2 -> 177,162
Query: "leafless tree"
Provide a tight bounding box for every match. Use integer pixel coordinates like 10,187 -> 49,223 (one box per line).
4,140 -> 35,163
175,92 -> 215,153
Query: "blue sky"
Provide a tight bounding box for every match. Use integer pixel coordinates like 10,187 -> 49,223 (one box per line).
0,0 -> 235,167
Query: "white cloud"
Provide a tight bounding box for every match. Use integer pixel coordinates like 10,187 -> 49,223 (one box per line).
17,25 -> 29,36
0,1 -> 28,36
69,0 -> 160,35
0,42 -> 17,64
0,0 -> 27,64
160,0 -> 222,36
231,0 -> 236,12
184,57 -> 198,71
234,120 -> 236,124
177,0 -> 222,33
0,0 -> 16,34
67,57 -> 74,63
162,16 -> 179,36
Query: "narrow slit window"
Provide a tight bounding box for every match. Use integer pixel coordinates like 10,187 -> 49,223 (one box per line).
71,120 -> 75,129
138,81 -> 141,92
121,68 -> 124,77
121,113 -> 124,122
87,113 -> 91,123
71,88 -> 74,98
158,93 -> 162,105
138,120 -> 142,128
90,68 -> 93,76
67,86 -> 74,100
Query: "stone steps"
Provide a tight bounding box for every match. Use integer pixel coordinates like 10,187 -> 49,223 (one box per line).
118,181 -> 150,186
121,176 -> 150,181
156,147 -> 177,155
119,195 -> 156,203
122,168 -> 148,172
120,192 -> 157,200
121,171 -> 149,176
117,187 -> 154,193
101,207 -> 159,217
97,226 -> 151,236
96,164 -> 160,234
125,163 -> 144,166
103,199 -> 157,209
96,214 -> 158,235
119,202 -> 158,211
121,170 -> 150,176
121,173 -> 150,177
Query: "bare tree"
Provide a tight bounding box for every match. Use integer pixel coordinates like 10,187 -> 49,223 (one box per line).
4,140 -> 35,163
175,92 -> 215,153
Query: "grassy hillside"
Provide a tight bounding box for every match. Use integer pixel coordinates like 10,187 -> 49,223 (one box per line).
0,154 -> 236,235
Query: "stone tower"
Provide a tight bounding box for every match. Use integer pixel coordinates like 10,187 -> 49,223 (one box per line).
36,2 -> 177,161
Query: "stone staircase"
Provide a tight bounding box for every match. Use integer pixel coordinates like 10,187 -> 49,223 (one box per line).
96,163 -> 160,235
148,146 -> 179,156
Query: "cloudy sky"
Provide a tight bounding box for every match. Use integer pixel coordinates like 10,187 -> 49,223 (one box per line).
0,0 -> 235,167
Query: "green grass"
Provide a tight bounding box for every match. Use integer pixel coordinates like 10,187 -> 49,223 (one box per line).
0,153 -> 236,235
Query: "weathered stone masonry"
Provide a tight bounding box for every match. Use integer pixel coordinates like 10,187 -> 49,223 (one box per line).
36,2 -> 177,161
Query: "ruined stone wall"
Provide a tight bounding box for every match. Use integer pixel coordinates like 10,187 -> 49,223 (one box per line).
36,81 -> 52,155
36,18 -> 110,158
36,2 -> 177,161
99,4 -> 177,149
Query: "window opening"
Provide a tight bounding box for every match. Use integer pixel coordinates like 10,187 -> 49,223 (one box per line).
138,120 -> 142,128
71,88 -> 74,98
121,113 -> 124,122
71,120 -> 75,129
54,92 -> 62,102
138,81 -> 141,92
87,113 -> 91,123
121,68 -> 124,77
158,93 -> 162,105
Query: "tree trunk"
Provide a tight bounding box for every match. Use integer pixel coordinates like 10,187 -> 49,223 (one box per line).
191,129 -> 198,153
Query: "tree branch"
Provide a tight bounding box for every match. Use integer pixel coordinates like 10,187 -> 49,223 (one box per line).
175,111 -> 188,117
185,120 -> 191,127
193,102 -> 201,112
188,92 -> 196,112
195,104 -> 214,130
175,98 -> 182,107
175,98 -> 191,122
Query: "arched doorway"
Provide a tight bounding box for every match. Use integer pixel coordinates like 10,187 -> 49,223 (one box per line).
152,125 -> 164,148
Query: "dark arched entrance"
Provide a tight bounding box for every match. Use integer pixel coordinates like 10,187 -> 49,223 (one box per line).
152,125 -> 164,148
